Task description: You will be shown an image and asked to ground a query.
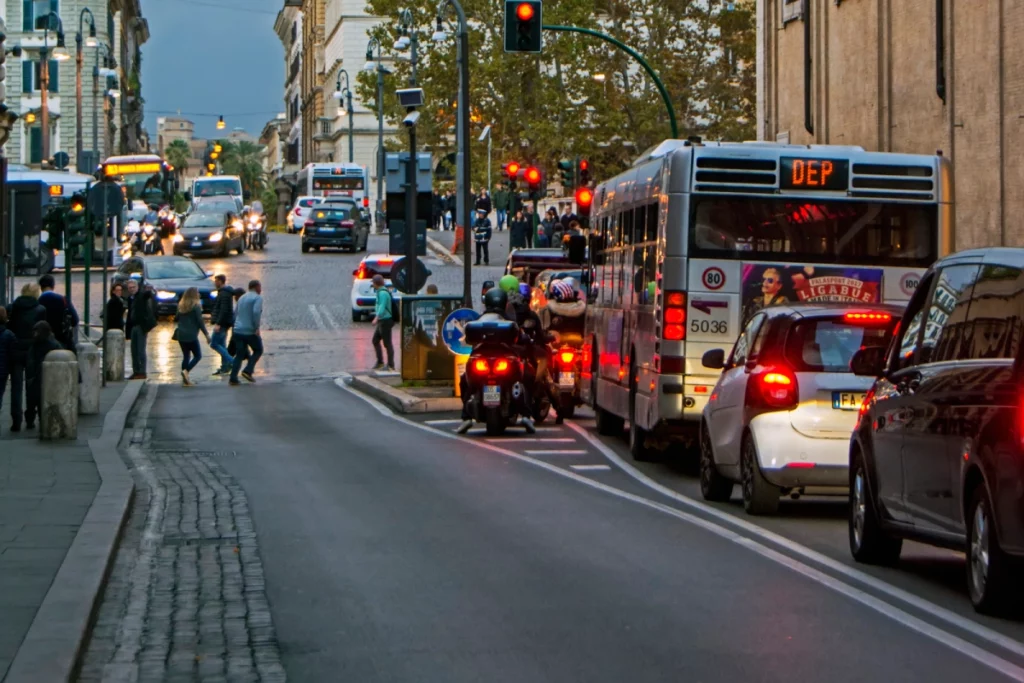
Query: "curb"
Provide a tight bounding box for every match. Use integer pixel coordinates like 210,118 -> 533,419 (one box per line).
4,380 -> 143,683
345,373 -> 462,414
427,235 -> 461,267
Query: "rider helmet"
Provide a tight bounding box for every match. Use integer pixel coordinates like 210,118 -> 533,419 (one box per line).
498,275 -> 519,293
549,279 -> 575,302
483,287 -> 508,313
518,283 -> 531,298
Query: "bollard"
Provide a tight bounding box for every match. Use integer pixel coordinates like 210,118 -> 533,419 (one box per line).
76,338 -> 101,415
103,329 -> 125,382
40,350 -> 79,441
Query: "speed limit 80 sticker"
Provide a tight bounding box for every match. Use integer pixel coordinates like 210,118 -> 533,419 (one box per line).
702,267 -> 726,290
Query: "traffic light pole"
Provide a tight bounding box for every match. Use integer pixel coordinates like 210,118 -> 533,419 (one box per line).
542,25 -> 678,139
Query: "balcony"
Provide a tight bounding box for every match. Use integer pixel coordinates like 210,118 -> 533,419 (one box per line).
312,117 -> 333,141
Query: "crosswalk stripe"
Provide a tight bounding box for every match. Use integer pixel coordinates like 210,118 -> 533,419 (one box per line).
525,450 -> 588,455
570,464 -> 612,472
308,304 -> 326,330
320,306 -> 340,330
426,419 -> 462,425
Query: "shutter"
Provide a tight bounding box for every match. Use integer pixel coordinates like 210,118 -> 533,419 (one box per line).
48,61 -> 57,92
49,0 -> 57,14
22,61 -> 32,93
22,0 -> 33,31
29,127 -> 43,164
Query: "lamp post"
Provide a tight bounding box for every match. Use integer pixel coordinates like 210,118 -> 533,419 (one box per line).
93,45 -> 115,161
396,9 -> 420,282
433,0 -> 472,306
333,69 -> 354,163
75,8 -> 97,167
38,11 -> 70,165
364,38 -> 387,232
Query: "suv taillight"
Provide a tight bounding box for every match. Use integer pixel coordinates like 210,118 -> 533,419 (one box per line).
663,291 -> 686,341
751,364 -> 799,411
304,220 -> 314,228
340,220 -> 354,227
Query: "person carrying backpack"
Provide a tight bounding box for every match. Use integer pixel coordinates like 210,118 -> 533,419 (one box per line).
7,283 -> 45,431
370,274 -> 395,372
37,274 -> 79,350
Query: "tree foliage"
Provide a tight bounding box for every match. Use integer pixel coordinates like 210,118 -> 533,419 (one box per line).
218,140 -> 267,201
164,139 -> 191,184
357,0 -> 755,191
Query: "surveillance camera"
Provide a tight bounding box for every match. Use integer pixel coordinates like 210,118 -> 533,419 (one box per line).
403,111 -> 421,128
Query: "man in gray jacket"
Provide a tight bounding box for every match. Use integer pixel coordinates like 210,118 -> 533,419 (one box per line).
229,280 -> 264,385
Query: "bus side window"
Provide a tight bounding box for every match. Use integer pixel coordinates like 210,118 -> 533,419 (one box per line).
633,206 -> 646,246
646,203 -> 658,242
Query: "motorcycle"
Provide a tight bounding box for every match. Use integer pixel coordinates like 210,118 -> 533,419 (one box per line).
463,319 -> 537,436
141,223 -> 163,255
544,296 -> 587,420
121,219 -> 142,256
157,206 -> 179,237
245,211 -> 267,250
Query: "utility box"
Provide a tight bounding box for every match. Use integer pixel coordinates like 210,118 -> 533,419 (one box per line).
400,295 -> 463,382
8,180 -> 56,275
385,152 -> 433,257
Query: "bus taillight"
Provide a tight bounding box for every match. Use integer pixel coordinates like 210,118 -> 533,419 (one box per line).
663,291 -> 687,341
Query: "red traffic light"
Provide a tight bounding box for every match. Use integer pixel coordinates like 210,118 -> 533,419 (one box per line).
579,159 -> 589,172
575,187 -> 593,208
506,161 -> 521,176
524,166 -> 541,185
516,2 -> 535,21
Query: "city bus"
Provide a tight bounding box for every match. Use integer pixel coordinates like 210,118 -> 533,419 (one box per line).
100,154 -> 177,205
582,140 -> 952,460
295,162 -> 370,208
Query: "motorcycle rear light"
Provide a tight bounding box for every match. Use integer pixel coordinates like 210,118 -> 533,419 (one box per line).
843,312 -> 892,325
493,359 -> 511,374
559,349 -> 576,365
472,359 -> 489,373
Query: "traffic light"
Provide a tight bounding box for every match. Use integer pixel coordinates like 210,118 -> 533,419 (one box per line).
575,186 -> 593,230
64,192 -> 89,246
504,0 -> 542,53
523,166 -> 543,199
578,158 -> 590,186
557,158 -> 574,190
503,161 -> 521,179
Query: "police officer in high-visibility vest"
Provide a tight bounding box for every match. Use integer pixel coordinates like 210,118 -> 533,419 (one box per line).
473,209 -> 493,266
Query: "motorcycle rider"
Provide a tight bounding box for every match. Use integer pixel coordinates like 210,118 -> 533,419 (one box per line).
248,199 -> 267,248
456,286 -> 536,435
545,278 -> 586,424
502,277 -> 559,422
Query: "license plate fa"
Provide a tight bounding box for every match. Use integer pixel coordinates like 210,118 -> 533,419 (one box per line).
832,392 -> 866,410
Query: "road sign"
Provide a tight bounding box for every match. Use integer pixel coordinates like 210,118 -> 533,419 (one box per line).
702,266 -> 725,290
52,151 -> 69,170
442,308 -> 480,355
390,256 -> 432,294
87,180 -> 125,217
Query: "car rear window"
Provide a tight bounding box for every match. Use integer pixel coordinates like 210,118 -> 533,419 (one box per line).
310,209 -> 350,221
785,316 -> 898,373
363,259 -> 395,275
298,198 -> 316,208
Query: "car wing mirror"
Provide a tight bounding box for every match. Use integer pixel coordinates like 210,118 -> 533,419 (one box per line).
851,346 -> 887,377
701,349 -> 725,370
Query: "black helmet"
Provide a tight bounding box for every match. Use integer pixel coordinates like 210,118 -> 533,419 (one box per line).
482,287 -> 508,313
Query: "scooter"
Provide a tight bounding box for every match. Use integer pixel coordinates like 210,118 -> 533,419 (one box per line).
463,320 -> 536,436
122,219 -> 142,256
245,211 -> 267,250
157,206 -> 179,237
141,223 -> 163,255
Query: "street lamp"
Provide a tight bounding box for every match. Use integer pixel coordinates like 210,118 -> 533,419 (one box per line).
397,9 -> 421,278
434,0 -> 472,306
333,69 -> 354,163
93,44 -> 116,161
217,115 -> 226,130
76,8 -> 97,168
37,11 -> 68,164
365,37 -> 388,233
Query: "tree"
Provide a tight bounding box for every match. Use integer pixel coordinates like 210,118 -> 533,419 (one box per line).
358,0 -> 756,191
164,139 -> 191,184
219,140 -> 267,201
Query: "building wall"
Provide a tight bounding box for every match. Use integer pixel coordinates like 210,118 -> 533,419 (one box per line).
300,0 -> 326,165
156,116 -> 193,153
758,0 -> 1023,250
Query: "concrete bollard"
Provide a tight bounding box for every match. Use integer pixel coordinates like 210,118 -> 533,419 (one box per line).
103,329 -> 125,382
40,350 -> 79,441
76,338 -> 101,415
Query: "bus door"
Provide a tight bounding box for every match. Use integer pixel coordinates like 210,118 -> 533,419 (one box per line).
685,258 -> 743,393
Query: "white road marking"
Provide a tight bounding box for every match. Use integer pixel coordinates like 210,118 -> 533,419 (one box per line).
486,438 -> 576,443
570,464 -> 612,472
308,304 -> 326,331
525,450 -> 588,455
565,420 -> 1024,667
426,419 -> 463,425
335,376 -> 1024,679
320,306 -> 340,330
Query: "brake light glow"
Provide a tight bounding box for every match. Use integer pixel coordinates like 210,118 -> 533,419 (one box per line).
843,312 -> 893,324
559,349 -> 576,365
762,372 -> 792,386
363,197 -> 370,207
663,291 -> 686,341
694,385 -> 708,394
494,359 -> 510,374
473,359 -> 489,373
856,387 -> 875,429
785,462 -> 816,469
340,220 -> 354,227
755,365 -> 798,409
664,308 -> 685,324
304,220 -> 314,228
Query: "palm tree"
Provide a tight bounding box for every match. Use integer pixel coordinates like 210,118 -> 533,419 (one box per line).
164,139 -> 191,185
220,140 -> 267,201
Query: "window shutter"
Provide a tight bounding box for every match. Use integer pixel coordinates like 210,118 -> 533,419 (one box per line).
22,60 -> 32,93
48,61 -> 58,92
49,0 -> 58,14
22,0 -> 33,31
29,127 -> 43,164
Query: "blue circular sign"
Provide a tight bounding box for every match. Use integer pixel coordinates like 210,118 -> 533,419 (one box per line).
441,308 -> 480,355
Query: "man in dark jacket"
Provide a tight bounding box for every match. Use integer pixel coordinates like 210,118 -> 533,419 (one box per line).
431,191 -> 443,231
38,274 -> 79,350
129,286 -> 158,380
210,274 -> 235,375
0,306 -> 15,433
25,321 -> 63,427
560,205 -> 578,231
493,184 -> 510,232
474,189 -> 492,217
7,283 -> 45,431
472,209 -> 493,266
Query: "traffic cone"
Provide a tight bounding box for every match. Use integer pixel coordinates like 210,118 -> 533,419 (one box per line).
452,225 -> 464,254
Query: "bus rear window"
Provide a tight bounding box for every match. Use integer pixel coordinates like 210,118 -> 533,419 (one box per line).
690,198 -> 937,267
785,317 -> 899,373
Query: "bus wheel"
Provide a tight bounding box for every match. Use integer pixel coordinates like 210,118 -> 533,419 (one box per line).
595,406 -> 623,436
629,364 -> 658,462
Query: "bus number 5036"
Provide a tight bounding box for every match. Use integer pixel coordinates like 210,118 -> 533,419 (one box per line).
691,320 -> 728,335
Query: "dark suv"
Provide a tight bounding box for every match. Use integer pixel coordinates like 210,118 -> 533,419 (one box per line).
849,248 -> 1024,614
300,201 -> 369,253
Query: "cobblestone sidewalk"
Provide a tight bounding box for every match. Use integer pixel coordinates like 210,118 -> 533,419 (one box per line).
77,384 -> 286,682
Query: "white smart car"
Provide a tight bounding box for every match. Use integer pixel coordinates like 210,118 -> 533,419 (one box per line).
698,303 -> 903,515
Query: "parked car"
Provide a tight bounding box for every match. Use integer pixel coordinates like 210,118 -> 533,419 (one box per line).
287,196 -> 317,233
699,303 -> 902,515
301,201 -> 370,253
848,248 -> 1024,615
112,255 -> 217,316
172,211 -> 246,257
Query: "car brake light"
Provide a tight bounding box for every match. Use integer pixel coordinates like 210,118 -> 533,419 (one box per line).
473,359 -> 489,374
340,220 -> 354,227
363,197 -> 370,207
844,312 -> 892,324
785,462 -> 815,469
304,220 -> 314,228
494,359 -> 511,374
355,265 -> 368,279
663,291 -> 686,341
755,365 -> 798,410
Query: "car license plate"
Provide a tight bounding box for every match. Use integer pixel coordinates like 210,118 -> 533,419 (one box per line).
832,392 -> 866,410
319,227 -> 335,233
191,241 -> 202,247
558,372 -> 575,388
483,385 -> 501,406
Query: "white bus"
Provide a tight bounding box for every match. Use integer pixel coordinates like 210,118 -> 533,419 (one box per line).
582,140 -> 953,460
296,162 -> 370,208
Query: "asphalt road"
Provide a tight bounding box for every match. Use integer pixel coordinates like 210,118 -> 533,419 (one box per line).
141,378 -> 1024,682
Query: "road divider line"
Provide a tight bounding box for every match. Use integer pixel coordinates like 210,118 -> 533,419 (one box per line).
525,450 -> 588,455
570,464 -> 612,472
308,304 -> 326,331
564,420 -> 1024,664
320,306 -> 340,330
486,438 -> 576,443
426,419 -> 462,425
336,376 -> 1024,677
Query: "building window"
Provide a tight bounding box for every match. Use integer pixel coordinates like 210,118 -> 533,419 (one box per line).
24,0 -> 59,32
22,59 -> 59,93
782,0 -> 803,24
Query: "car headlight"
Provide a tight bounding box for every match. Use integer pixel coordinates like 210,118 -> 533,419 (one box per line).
208,232 -> 223,242
156,290 -> 176,300
172,234 -> 184,243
